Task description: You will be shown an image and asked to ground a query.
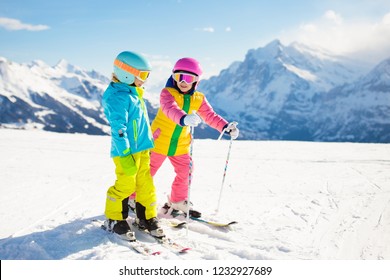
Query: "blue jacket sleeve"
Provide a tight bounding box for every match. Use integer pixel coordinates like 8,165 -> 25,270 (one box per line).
104,92 -> 131,156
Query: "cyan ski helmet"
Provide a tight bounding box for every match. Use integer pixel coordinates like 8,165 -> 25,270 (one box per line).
172,57 -> 202,76
113,51 -> 151,84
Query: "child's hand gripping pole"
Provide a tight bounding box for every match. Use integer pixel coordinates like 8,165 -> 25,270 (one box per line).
218,121 -> 239,140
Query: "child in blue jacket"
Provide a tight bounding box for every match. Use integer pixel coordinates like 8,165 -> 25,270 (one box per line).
101,51 -> 164,239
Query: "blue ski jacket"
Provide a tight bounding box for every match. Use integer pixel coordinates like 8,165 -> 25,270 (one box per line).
102,82 -> 154,157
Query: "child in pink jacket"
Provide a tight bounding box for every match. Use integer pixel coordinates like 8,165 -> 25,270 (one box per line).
149,57 -> 239,217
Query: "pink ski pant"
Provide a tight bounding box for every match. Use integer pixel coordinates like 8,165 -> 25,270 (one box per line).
151,152 -> 191,202
130,152 -> 192,202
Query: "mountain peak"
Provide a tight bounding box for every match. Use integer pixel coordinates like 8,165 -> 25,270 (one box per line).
359,57 -> 390,90
56,58 -> 69,66
29,59 -> 49,68
55,59 -> 70,69
246,39 -> 284,63
373,57 -> 390,72
265,39 -> 283,49
54,59 -> 80,74
0,56 -> 8,63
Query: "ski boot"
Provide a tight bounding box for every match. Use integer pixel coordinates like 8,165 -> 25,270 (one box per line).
162,199 -> 202,218
104,219 -> 136,241
135,217 -> 165,239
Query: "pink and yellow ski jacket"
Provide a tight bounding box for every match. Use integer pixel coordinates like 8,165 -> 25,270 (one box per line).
151,81 -> 228,156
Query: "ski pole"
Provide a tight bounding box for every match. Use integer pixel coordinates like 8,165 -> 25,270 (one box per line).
216,122 -> 237,213
217,127 -> 227,140
186,114 -> 197,236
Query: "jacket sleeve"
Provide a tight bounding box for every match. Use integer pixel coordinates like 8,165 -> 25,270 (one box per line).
160,88 -> 186,125
104,92 -> 131,156
197,95 -> 228,132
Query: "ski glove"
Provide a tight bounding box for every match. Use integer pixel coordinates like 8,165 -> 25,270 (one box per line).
183,112 -> 202,127
226,122 -> 239,140
119,154 -> 137,176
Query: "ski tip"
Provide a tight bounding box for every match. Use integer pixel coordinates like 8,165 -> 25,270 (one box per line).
175,222 -> 187,228
170,221 -> 187,229
179,247 -> 191,253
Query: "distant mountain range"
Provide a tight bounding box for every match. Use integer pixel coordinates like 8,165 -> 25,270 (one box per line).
198,40 -> 390,142
0,57 -> 110,134
1,40 -> 389,142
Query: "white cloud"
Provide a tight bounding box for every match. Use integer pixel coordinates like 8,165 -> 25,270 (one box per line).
280,11 -> 390,63
195,27 -> 215,33
225,27 -> 232,32
0,17 -> 49,31
300,23 -> 317,33
324,10 -> 343,25
381,12 -> 390,25
202,27 -> 214,32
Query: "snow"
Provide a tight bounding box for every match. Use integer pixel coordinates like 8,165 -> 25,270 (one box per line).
283,63 -> 317,81
0,128 -> 389,262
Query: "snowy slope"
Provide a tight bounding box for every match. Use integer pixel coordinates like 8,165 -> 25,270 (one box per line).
0,129 -> 389,260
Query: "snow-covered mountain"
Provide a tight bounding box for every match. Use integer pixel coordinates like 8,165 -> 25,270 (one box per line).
1,39 -> 389,142
312,58 -> 390,142
0,57 -> 112,134
199,40 -> 389,142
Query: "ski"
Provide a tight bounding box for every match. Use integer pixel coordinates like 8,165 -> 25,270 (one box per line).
169,221 -> 187,229
127,238 -> 161,256
100,223 -> 161,256
168,213 -> 237,228
161,205 -> 237,228
132,222 -> 190,254
155,236 -> 191,254
190,217 -> 238,227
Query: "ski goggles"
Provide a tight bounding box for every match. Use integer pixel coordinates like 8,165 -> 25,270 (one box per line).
172,72 -> 198,84
114,59 -> 150,82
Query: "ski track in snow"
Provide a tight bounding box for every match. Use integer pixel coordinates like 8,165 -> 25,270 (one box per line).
0,129 -> 389,260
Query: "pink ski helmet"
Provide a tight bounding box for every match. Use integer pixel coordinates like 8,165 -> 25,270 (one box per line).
173,57 -> 203,76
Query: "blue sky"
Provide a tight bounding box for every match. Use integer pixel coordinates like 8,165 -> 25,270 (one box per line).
1,0 -> 390,83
